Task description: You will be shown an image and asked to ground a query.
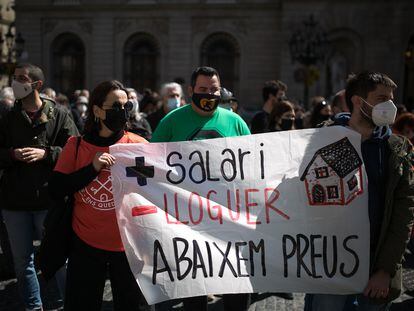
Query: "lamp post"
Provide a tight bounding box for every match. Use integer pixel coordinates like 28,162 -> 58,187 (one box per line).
289,15 -> 329,110
0,22 -> 25,86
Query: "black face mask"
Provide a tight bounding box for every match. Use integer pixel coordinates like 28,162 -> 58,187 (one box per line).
102,101 -> 132,132
295,117 -> 304,129
192,93 -> 220,112
280,118 -> 294,131
319,114 -> 331,122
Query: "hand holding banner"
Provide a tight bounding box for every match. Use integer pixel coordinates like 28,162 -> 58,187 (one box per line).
110,126 -> 369,305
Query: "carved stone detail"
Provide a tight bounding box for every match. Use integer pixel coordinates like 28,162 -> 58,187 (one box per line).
192,18 -> 212,34
115,19 -> 133,33
192,17 -> 248,35
134,18 -> 169,35
78,21 -> 92,34
232,19 -> 248,35
43,20 -> 59,34
153,18 -> 169,34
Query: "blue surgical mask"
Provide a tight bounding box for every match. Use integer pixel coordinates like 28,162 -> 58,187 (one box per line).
167,97 -> 180,112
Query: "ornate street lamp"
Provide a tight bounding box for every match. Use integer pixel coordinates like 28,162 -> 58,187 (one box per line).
289,15 -> 329,109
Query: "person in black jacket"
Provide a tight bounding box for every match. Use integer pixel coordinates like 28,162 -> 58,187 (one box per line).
0,63 -> 78,311
250,80 -> 287,134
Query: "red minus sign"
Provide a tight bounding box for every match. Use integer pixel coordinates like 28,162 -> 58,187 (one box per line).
132,205 -> 158,217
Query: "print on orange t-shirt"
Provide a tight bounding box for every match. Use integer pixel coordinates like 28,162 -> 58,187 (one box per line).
54,132 -> 147,251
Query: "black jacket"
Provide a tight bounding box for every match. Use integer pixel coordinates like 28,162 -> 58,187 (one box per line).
250,110 -> 270,134
0,97 -> 79,211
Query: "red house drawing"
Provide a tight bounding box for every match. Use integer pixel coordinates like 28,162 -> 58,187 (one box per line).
300,137 -> 363,206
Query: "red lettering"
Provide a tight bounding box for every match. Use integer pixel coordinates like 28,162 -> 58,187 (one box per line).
164,193 -> 188,224
162,187 -> 289,226
132,205 -> 157,217
265,188 -> 289,221
188,192 -> 203,225
245,188 -> 261,224
206,190 -> 223,224
227,189 -> 241,221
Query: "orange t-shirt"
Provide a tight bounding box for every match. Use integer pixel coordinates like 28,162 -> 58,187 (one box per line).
54,132 -> 147,251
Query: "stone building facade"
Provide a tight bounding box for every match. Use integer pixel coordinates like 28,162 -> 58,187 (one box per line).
14,0 -> 414,110
0,0 -> 16,86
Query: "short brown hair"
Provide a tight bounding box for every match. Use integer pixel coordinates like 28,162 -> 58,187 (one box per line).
345,71 -> 397,112
262,80 -> 287,102
15,63 -> 45,84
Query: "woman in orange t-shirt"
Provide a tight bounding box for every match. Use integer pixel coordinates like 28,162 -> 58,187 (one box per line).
49,80 -> 148,310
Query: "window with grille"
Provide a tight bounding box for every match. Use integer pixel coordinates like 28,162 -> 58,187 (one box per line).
200,32 -> 239,93
314,167 -> 329,179
327,185 -> 339,199
123,33 -> 159,93
52,33 -> 85,95
347,175 -> 358,191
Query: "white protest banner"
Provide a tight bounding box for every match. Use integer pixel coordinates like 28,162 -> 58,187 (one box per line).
110,126 -> 369,305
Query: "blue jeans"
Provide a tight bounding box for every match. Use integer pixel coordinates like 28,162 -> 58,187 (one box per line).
2,209 -> 65,310
305,294 -> 391,311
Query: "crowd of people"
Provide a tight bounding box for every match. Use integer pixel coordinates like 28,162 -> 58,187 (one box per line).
0,62 -> 413,311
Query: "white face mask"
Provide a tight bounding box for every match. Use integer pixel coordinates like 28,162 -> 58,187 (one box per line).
360,98 -> 397,126
12,80 -> 34,100
77,103 -> 88,114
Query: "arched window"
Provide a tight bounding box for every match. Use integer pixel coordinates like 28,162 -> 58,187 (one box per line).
123,33 -> 159,92
404,36 -> 414,111
200,33 -> 239,93
326,51 -> 348,95
325,37 -> 358,95
324,30 -> 362,96
52,33 -> 85,95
